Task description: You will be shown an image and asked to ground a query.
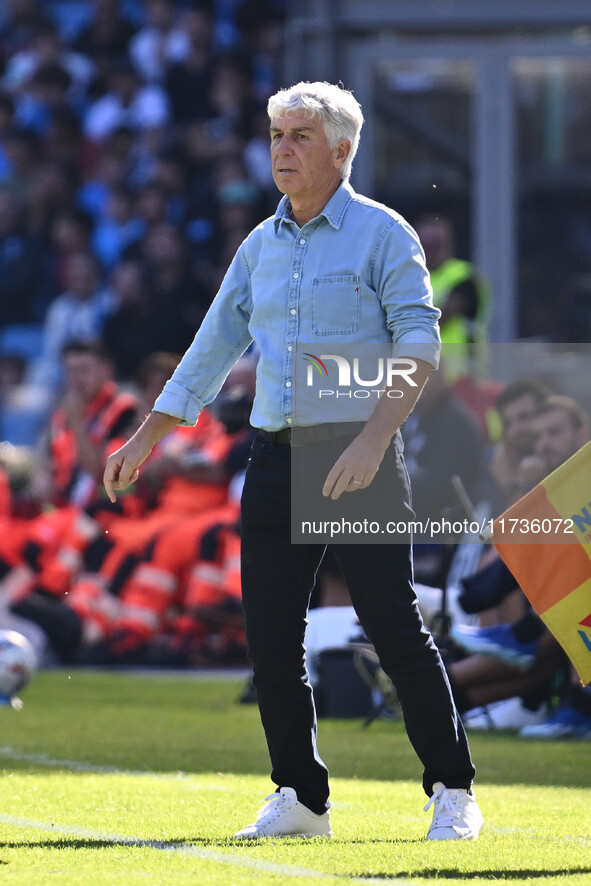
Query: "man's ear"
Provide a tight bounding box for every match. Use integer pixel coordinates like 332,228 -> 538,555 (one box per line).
333,139 -> 351,171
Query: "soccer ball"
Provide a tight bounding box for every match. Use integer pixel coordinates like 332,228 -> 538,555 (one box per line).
0,630 -> 37,707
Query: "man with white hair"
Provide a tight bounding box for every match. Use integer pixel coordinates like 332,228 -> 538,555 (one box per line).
104,82 -> 483,841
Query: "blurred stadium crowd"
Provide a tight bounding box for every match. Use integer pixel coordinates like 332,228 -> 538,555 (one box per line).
0,0 -> 285,435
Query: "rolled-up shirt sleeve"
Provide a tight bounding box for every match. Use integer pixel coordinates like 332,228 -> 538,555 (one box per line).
374,217 -> 441,370
154,247 -> 253,425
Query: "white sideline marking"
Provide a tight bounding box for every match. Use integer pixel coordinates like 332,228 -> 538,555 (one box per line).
0,746 -> 221,786
0,747 -> 348,807
0,814 -> 408,884
0,748 -> 412,881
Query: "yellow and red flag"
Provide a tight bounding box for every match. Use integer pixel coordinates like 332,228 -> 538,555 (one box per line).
492,440 -> 591,685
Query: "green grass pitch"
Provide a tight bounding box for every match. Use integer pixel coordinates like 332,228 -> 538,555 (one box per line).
0,669 -> 589,885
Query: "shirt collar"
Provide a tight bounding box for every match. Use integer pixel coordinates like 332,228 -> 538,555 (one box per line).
273,180 -> 354,232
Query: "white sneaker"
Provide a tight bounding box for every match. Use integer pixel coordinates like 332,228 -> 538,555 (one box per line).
234,787 -> 333,838
424,782 -> 484,840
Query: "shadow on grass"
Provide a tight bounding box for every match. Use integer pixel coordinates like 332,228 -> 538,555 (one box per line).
0,836 -> 424,851
0,836 -> 260,852
353,870 -> 591,881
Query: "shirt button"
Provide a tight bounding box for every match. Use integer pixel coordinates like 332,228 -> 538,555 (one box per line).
293,272 -> 299,279
299,239 -> 305,245
290,309 -> 296,315
285,381 -> 291,388
287,418 -> 292,424
287,345 -> 293,351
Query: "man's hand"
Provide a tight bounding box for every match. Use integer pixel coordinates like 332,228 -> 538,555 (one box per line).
322,434 -> 388,500
103,410 -> 181,502
103,439 -> 149,502
322,357 -> 434,501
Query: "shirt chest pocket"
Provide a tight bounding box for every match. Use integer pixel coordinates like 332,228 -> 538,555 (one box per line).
311,274 -> 360,335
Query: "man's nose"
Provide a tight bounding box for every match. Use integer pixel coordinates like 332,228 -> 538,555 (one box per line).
274,135 -> 293,153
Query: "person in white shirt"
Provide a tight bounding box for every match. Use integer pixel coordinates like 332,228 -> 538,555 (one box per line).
31,251 -> 114,391
129,0 -> 192,83
84,57 -> 170,143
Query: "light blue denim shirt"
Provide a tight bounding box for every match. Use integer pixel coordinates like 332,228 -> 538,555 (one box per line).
154,181 -> 440,430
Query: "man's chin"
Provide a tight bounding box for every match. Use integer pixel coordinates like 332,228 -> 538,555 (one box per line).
273,171 -> 298,188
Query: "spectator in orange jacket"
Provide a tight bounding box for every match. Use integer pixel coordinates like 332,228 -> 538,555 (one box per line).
0,340 -> 137,596
0,341 -> 137,657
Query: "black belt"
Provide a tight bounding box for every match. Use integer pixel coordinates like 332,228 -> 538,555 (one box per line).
257,422 -> 365,447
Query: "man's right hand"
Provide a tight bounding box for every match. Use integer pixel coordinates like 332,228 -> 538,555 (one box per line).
103,410 -> 181,502
103,439 -> 150,502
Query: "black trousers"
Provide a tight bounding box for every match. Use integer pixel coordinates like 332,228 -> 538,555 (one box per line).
240,433 -> 475,815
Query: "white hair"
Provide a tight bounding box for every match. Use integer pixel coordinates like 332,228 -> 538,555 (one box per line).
267,81 -> 364,181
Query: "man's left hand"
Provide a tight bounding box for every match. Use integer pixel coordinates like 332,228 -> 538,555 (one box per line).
322,435 -> 387,500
